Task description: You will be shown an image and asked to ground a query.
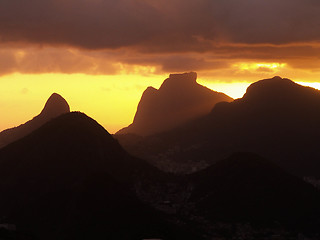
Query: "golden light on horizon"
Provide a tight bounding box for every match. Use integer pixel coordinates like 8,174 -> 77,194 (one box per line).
297,81 -> 320,91
1,72 -> 320,134
233,62 -> 287,72
0,73 -> 164,133
0,0 -> 320,137
201,80 -> 320,100
198,80 -> 250,99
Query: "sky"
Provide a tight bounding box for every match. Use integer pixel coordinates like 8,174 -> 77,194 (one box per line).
1,0 -> 320,133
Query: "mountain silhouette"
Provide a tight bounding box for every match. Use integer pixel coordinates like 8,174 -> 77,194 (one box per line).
116,72 -> 233,136
0,112 -> 197,240
190,152 -> 320,221
0,93 -> 70,148
1,111 -> 320,238
186,152 -> 320,236
117,76 -> 320,177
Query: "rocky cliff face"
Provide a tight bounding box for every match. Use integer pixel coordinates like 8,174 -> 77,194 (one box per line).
117,72 -> 233,136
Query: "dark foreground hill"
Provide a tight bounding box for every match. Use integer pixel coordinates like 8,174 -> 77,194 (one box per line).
182,152 -> 320,239
116,72 -> 232,136
190,153 -> 320,223
0,112 -> 320,239
0,112 -> 197,240
117,76 -> 320,177
0,93 -> 70,148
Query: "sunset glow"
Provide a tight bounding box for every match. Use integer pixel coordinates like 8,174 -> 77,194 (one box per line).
2,1 -> 320,239
233,62 -> 287,72
1,0 -> 320,134
0,73 -> 164,133
1,71 -> 320,134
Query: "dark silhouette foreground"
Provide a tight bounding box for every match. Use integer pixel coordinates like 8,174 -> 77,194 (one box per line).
0,112 -> 197,240
0,93 -> 70,148
0,112 -> 320,239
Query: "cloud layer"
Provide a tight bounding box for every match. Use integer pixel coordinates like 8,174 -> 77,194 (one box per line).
1,0 -> 320,77
2,0 -> 320,50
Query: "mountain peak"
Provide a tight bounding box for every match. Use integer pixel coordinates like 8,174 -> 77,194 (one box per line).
168,71 -> 197,82
160,72 -> 197,90
271,75 -> 283,81
248,75 -> 295,88
243,76 -> 297,101
0,93 -> 70,148
40,93 -> 70,118
116,72 -> 233,136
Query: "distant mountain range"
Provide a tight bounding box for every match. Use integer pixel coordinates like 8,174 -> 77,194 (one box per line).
0,93 -> 70,148
116,72 -> 233,136
1,74 -> 320,239
117,76 -> 320,177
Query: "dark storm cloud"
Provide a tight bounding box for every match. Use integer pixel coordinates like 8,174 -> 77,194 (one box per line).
1,0 -> 320,51
0,0 -> 163,49
209,0 -> 320,44
2,0 -> 320,76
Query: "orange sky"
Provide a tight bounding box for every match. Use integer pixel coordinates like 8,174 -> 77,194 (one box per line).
1,0 -> 320,133
1,70 -> 320,134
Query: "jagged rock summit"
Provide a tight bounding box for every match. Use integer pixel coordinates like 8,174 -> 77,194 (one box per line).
0,93 -> 70,148
117,72 -> 233,136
